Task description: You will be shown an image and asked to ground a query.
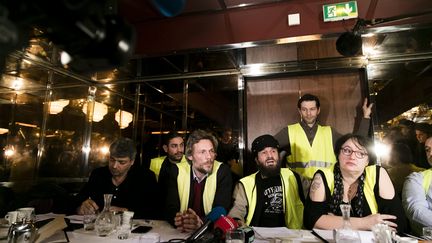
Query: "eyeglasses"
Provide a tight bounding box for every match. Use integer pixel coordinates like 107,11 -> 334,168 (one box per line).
341,146 -> 368,159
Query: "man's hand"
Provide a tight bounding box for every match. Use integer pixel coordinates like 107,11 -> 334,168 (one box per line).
110,206 -> 128,212
77,198 -> 99,215
362,98 -> 374,119
174,208 -> 203,233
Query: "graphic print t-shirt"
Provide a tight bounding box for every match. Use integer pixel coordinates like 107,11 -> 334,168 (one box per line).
259,176 -> 284,227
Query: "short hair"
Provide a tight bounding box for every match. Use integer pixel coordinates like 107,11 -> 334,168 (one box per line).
110,137 -> 137,160
415,123 -> 432,135
297,93 -> 320,109
185,129 -> 218,159
163,131 -> 183,146
334,133 -> 376,164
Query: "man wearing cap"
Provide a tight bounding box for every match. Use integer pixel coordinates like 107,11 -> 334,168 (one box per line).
274,94 -> 373,180
228,134 -> 304,228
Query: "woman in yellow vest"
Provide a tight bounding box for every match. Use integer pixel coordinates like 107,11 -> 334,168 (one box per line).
304,134 -> 407,233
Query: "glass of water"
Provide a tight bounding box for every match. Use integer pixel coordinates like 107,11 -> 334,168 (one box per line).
226,229 -> 245,243
423,226 -> 432,240
83,214 -> 96,231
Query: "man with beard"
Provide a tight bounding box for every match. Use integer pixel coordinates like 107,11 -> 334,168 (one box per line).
75,137 -> 159,219
228,134 -> 304,228
165,129 -> 232,232
150,131 -> 188,181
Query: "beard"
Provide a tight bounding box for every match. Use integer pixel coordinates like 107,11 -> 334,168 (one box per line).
196,164 -> 213,175
168,153 -> 183,163
258,159 -> 281,178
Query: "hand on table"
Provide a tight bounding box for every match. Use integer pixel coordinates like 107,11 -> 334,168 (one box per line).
77,198 -> 99,215
174,208 -> 203,233
110,206 -> 128,212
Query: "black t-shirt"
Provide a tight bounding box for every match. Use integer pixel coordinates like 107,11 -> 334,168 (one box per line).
251,175 -> 285,227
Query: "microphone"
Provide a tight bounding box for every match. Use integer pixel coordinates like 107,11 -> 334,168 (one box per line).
186,206 -> 226,242
213,215 -> 239,240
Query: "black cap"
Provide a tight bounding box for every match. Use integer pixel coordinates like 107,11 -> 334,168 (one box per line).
251,134 -> 279,156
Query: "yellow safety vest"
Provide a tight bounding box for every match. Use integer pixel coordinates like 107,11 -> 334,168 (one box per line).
287,123 -> 337,179
240,168 -> 304,229
150,155 -> 188,181
320,165 -> 378,214
421,169 -> 432,195
177,161 -> 222,215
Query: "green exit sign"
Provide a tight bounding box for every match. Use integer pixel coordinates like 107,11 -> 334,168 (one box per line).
323,1 -> 358,22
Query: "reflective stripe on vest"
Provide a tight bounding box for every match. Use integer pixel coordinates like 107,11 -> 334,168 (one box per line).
177,161 -> 222,215
287,123 -> 336,179
421,169 -> 432,195
150,156 -> 188,181
320,165 -> 378,214
240,168 -> 304,229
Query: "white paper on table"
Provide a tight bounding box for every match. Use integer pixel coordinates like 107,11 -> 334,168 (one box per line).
312,228 -> 375,243
252,227 -> 316,241
36,213 -> 65,222
65,215 -> 84,224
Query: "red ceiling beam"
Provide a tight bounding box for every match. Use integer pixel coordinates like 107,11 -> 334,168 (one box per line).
121,0 -> 432,57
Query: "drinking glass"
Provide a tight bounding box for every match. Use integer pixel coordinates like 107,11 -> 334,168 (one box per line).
226,229 -> 245,243
83,214 -> 96,231
423,226 -> 432,240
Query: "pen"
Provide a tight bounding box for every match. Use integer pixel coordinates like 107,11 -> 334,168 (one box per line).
311,229 -> 329,243
64,230 -> 70,242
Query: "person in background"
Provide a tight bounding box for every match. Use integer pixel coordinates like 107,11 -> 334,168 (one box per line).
150,132 -> 188,213
150,131 -> 188,182
402,136 -> 432,236
165,129 -> 232,232
414,122 -> 432,169
75,137 -> 160,219
385,142 -> 424,196
228,134 -> 304,228
217,128 -> 242,182
304,134 -> 407,233
274,94 -> 373,181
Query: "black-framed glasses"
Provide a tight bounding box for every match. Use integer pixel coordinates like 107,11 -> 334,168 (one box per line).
341,146 -> 368,159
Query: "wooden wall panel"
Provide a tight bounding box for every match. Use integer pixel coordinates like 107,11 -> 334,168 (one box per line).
246,72 -> 364,152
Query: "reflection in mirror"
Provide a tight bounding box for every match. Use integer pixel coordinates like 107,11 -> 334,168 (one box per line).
365,25 -> 432,194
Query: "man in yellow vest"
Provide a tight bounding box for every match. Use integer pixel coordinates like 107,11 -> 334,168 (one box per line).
228,134 -> 304,228
165,129 -> 233,233
274,94 -> 373,181
149,131 -> 187,182
403,136 -> 432,236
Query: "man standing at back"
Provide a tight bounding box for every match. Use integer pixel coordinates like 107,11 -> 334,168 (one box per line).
165,129 -> 232,232
275,94 -> 372,180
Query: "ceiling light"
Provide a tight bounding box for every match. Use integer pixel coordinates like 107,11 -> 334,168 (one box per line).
60,51 -> 72,65
12,77 -> 23,90
0,128 -> 8,135
115,110 -> 133,129
82,101 -> 108,122
49,99 -> 69,114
